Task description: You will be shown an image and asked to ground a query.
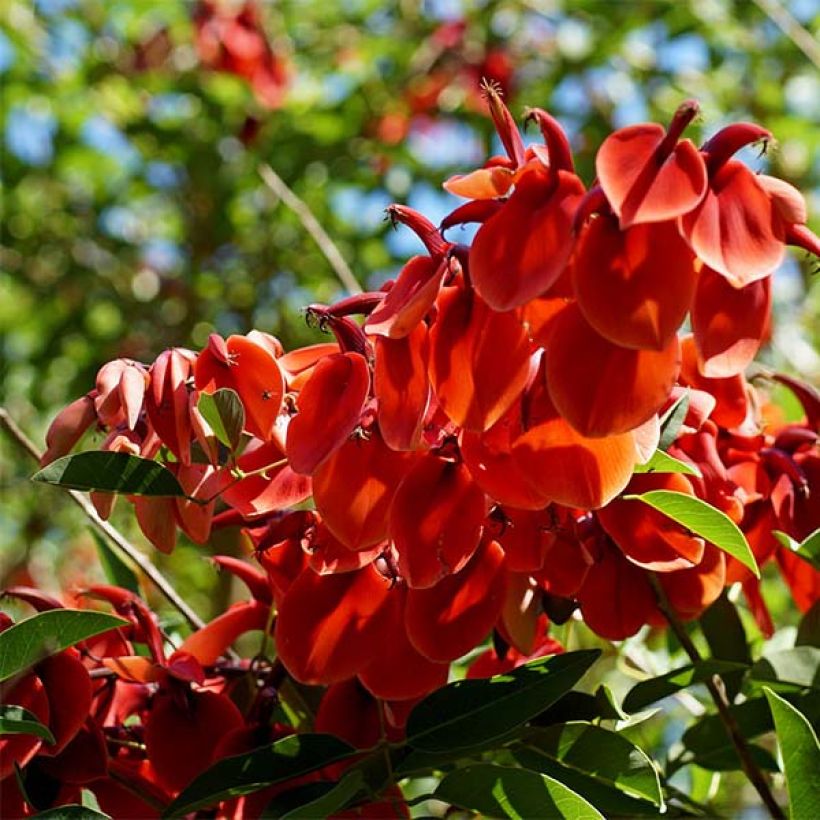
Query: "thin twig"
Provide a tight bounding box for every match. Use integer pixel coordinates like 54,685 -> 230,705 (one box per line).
0,407 -> 205,632
649,574 -> 785,820
258,163 -> 363,295
752,0 -> 820,70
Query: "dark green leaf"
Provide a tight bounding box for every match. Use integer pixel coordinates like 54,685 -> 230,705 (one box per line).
593,684 -> 627,720
0,610 -> 128,683
513,723 -> 663,815
658,391 -> 689,451
683,691 -> 820,771
32,807 -> 110,819
89,529 -> 139,595
623,660 -> 749,713
264,771 -> 364,819
750,647 -> 820,692
764,688 -> 820,819
0,705 -> 56,744
633,449 -> 701,477
32,452 -> 184,497
435,763 -> 603,819
797,601 -> 820,648
699,592 -> 751,701
197,388 -> 245,451
407,650 -> 600,753
623,490 -> 758,577
163,734 -> 357,818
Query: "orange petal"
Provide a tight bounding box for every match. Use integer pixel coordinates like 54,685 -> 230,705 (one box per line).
692,267 -> 771,378
134,496 -> 177,554
274,565 -> 393,685
470,166 -> 585,311
373,324 -> 431,451
598,473 -> 705,571
429,286 -> 532,432
596,125 -> 706,228
390,455 -> 488,589
545,303 -> 680,438
313,428 -> 412,549
178,600 -> 269,666
657,546 -> 726,620
405,538 -> 507,662
679,159 -> 784,287
286,352 -> 370,475
443,165 -> 515,199
573,216 -> 697,350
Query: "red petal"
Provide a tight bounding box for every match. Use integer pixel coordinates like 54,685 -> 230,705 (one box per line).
657,546 -> 726,619
573,217 -> 697,350
0,674 -> 49,779
312,428 -> 412,549
545,303 -> 680,437
37,652 -> 92,755
307,524 -> 383,574
576,539 -> 658,640
679,159 -> 785,287
373,324 -> 431,451
598,473 -> 705,571
470,166 -> 585,310
405,538 -> 507,662
134,496 -> 177,554
145,691 -> 243,792
390,455 -> 488,589
366,256 -> 446,338
286,352 -> 370,475
692,267 -> 771,378
429,286 -> 532,432
274,565 -> 393,685
596,125 -> 706,228
178,600 -> 269,665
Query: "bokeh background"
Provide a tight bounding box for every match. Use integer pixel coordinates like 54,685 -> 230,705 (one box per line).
1,1 -> 819,812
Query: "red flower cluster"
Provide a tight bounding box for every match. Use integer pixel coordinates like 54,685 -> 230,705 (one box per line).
193,0 -> 289,109
10,93 -> 819,812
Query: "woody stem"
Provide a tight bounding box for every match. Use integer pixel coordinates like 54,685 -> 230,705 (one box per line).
648,574 -> 784,820
0,407 -> 206,632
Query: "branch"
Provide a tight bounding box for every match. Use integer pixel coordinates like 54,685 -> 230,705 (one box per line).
0,407 -> 205,632
258,163 -> 363,295
649,574 -> 785,820
752,0 -> 820,70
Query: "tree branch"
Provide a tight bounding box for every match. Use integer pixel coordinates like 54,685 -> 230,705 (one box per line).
258,163 -> 363,295
649,574 -> 785,820
753,0 -> 820,70
0,407 -> 205,632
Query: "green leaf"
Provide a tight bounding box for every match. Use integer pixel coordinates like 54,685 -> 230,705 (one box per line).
764,687 -> 820,820
658,390 -> 689,451
407,650 -> 600,753
32,807 -> 111,819
633,449 -> 701,477
750,647 -> 820,692
623,490 -> 759,577
699,592 -> 751,701
197,388 -> 245,451
32,452 -> 185,497
163,733 -> 357,818
0,610 -> 128,683
623,660 -> 749,713
683,691 -> 820,771
264,771 -> 364,819
797,601 -> 820,648
435,763 -> 603,819
593,684 -> 627,720
0,705 -> 56,744
774,528 -> 820,572
89,529 -> 139,595
513,723 -> 663,815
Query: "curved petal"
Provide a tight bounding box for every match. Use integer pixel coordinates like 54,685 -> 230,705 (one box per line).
405,539 -> 507,662
178,600 -> 269,665
692,267 -> 771,378
286,352 -> 370,475
390,455 -> 488,589
545,303 -> 680,438
573,217 -> 697,350
37,652 -> 93,756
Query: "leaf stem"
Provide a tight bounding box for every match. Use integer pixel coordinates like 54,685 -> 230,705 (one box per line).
0,407 -> 205,632
648,573 -> 785,819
